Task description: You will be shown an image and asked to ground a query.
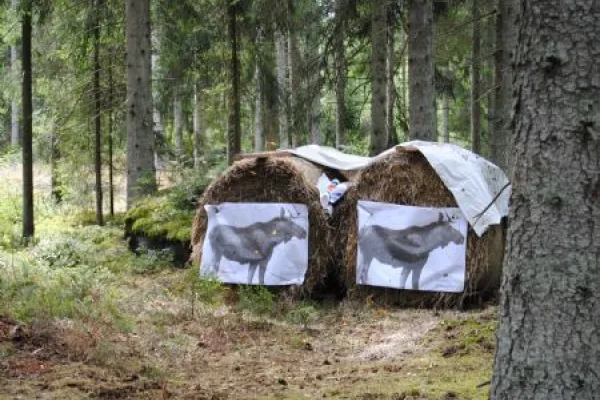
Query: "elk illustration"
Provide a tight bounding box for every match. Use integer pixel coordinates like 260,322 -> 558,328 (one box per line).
357,212 -> 465,290
206,207 -> 307,284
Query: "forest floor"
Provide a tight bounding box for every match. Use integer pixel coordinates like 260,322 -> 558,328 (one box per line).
0,160 -> 497,399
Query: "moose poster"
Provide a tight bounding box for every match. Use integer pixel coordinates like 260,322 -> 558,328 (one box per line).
200,203 -> 309,285
356,200 -> 467,293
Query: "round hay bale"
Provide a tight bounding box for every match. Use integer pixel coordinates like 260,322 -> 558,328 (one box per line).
331,149 -> 506,308
191,156 -> 343,297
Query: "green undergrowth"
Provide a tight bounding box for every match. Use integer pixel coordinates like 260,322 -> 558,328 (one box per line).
125,171 -> 211,242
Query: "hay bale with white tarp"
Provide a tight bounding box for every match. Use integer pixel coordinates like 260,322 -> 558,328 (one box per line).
331,142 -> 509,308
190,153 -> 348,296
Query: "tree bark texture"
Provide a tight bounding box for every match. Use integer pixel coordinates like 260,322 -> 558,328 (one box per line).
227,1 -> 241,164
370,0 -> 387,156
408,0 -> 436,141
492,0 -> 516,174
193,83 -> 204,169
10,0 -> 20,147
275,27 -> 289,149
93,0 -> 104,226
126,0 -> 156,207
334,0 -> 346,149
386,8 -> 397,148
21,6 -> 33,238
307,20 -> 321,145
490,1 -> 600,398
471,0 -> 482,154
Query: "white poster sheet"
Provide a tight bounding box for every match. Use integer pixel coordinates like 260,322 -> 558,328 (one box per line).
200,203 -> 309,285
356,201 -> 467,293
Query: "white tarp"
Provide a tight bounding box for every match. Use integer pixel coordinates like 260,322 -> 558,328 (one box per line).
286,142 -> 510,236
357,201 -> 467,293
200,203 -> 309,285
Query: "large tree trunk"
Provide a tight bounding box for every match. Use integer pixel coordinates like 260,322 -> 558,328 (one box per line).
490,1 -> 600,398
408,0 -> 436,141
21,4 -> 33,239
10,0 -> 19,147
491,0 -> 516,174
442,92 -> 450,142
334,0 -> 346,149
254,58 -> 264,152
193,83 -> 204,169
173,85 -> 184,161
370,0 -> 387,156
386,8 -> 397,148
275,27 -> 289,149
227,1 -> 241,164
93,0 -> 104,226
471,0 -> 481,154
126,0 -> 156,207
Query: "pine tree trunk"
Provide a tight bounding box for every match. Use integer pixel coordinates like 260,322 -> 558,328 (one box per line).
334,0 -> 346,149
442,92 -> 450,142
193,83 -> 203,169
108,53 -> 114,216
173,85 -> 184,161
287,0 -> 301,147
486,0 -> 495,149
126,0 -> 156,207
93,0 -> 104,226
21,5 -> 33,238
408,0 -> 436,141
490,1 -> 600,397
275,27 -> 289,149
10,0 -> 19,147
227,1 -> 241,164
491,0 -> 515,174
50,125 -> 62,204
386,9 -> 397,148
471,0 -> 481,154
254,59 -> 264,152
370,0 -> 387,156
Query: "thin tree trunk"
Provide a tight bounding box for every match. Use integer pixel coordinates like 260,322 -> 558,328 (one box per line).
193,83 -> 203,169
50,125 -> 61,204
442,92 -> 450,142
486,0 -> 495,149
491,0 -> 515,174
173,85 -> 184,161
275,27 -> 289,149
254,59 -> 264,152
126,0 -> 156,207
386,8 -> 397,148
490,0 -> 600,397
108,52 -> 114,216
227,1 -> 241,164
287,0 -> 301,147
334,0 -> 346,149
93,0 -> 104,226
408,0 -> 436,141
10,0 -> 19,147
370,0 -> 387,156
21,5 -> 33,239
471,0 -> 482,154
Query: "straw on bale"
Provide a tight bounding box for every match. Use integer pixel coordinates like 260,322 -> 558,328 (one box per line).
331,148 -> 505,308
191,155 -> 342,296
